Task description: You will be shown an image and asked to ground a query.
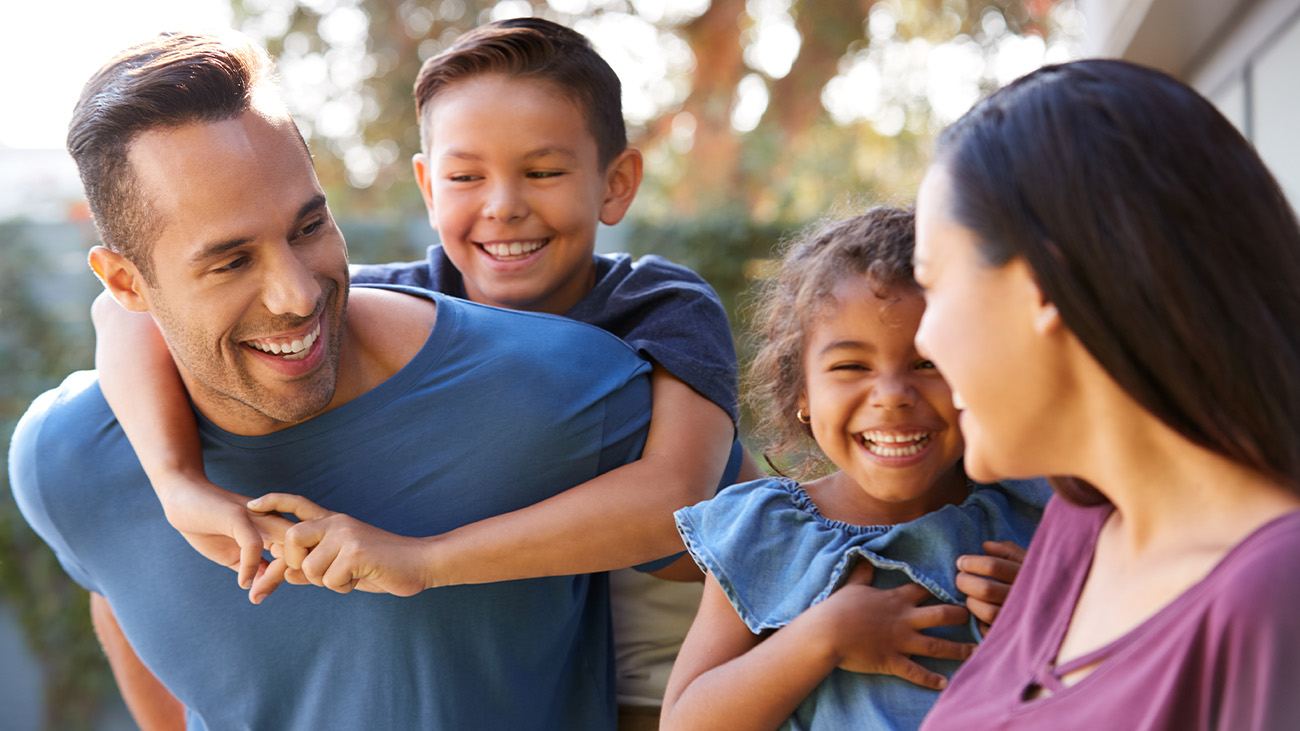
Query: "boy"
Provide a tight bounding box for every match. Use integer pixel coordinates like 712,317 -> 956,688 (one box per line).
95,18 -> 758,726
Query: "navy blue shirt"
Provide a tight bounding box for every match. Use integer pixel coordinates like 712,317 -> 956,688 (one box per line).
353,246 -> 740,424
10,291 -> 651,730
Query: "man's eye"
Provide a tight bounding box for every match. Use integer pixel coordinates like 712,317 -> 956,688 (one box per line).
215,256 -> 249,273
299,220 -> 323,238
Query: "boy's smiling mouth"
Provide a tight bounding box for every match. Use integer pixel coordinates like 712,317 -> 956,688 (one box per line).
476,238 -> 550,261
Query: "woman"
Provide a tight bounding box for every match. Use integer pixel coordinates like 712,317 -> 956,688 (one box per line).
913,59 -> 1300,728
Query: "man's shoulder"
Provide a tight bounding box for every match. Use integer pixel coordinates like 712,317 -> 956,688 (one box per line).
12,371 -> 110,449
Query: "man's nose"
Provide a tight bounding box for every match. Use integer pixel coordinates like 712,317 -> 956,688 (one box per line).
261,244 -> 321,317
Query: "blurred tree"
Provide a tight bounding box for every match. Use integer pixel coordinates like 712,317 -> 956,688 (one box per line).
0,221 -> 109,730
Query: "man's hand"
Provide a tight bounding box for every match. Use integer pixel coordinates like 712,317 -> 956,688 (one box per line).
156,476 -> 294,589
245,493 -> 433,603
812,562 -> 974,690
955,540 -> 1028,633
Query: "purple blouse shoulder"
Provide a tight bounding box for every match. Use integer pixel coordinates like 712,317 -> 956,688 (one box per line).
922,497 -> 1300,730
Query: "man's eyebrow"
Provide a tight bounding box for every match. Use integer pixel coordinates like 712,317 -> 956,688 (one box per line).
189,194 -> 327,266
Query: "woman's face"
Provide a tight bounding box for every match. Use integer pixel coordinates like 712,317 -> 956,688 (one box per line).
912,165 -> 1069,482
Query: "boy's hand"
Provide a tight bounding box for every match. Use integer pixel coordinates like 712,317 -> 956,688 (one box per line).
245,493 -> 433,604
812,562 -> 974,690
955,540 -> 1027,633
156,476 -> 292,589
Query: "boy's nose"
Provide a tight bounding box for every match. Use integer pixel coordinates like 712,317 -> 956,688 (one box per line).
481,182 -> 527,222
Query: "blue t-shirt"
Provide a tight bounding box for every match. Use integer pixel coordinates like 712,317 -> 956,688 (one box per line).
9,290 -> 651,730
353,246 -> 739,424
674,477 -> 1051,731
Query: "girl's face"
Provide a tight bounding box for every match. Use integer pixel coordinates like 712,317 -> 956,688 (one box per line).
913,166 -> 1068,482
800,276 -> 965,515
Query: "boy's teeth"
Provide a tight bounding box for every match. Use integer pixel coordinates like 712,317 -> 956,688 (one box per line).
248,323 -> 320,359
482,240 -> 545,258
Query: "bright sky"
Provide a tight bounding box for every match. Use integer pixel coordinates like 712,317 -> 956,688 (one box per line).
0,0 -> 234,149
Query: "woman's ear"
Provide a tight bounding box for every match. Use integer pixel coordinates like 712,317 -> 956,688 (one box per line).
88,246 -> 150,313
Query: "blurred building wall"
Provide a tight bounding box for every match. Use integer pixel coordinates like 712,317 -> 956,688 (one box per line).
1081,0 -> 1300,212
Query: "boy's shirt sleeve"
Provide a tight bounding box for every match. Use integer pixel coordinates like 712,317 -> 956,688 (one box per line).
572,254 -> 740,425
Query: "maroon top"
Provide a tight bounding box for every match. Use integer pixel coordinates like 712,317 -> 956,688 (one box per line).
922,497 -> 1300,730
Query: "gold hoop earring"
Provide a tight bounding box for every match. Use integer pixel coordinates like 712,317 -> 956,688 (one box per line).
796,408 -> 811,424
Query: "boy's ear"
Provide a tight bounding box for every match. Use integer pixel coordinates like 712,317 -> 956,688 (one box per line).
88,246 -> 151,313
598,148 -> 643,226
412,152 -> 436,222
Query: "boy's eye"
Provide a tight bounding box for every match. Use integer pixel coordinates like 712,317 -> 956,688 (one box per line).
448,174 -> 481,183
526,170 -> 564,179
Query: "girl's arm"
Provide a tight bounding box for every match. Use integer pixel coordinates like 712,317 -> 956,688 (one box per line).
92,293 -> 266,588
662,563 -> 977,730
249,366 -> 742,597
91,593 -> 184,731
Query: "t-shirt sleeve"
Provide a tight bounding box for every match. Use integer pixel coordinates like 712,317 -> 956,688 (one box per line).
350,259 -> 436,289
1209,525 -> 1300,728
606,256 -> 740,424
8,388 -> 101,593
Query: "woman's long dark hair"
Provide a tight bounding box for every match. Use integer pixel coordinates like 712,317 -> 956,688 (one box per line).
935,59 -> 1300,504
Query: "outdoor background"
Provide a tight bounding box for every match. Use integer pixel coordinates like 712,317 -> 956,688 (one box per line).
1,0 -> 1295,728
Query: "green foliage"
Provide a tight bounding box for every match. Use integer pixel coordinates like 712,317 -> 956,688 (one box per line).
0,221 -> 110,730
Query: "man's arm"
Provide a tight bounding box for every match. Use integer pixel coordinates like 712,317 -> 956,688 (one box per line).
90,593 -> 184,731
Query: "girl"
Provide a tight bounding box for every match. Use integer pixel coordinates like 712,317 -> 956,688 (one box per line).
914,60 -> 1300,728
660,207 -> 1049,730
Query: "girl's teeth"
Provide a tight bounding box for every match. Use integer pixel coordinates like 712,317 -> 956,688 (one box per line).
863,440 -> 928,458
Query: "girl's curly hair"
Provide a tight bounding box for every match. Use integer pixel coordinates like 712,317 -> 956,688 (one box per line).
745,206 -> 918,476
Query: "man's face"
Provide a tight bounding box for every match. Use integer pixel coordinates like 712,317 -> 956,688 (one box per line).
126,111 -> 350,435
417,73 -> 622,315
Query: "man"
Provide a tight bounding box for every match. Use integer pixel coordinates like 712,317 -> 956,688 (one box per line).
9,32 -> 650,729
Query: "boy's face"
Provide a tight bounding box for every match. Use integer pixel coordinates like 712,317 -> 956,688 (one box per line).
415,74 -> 641,314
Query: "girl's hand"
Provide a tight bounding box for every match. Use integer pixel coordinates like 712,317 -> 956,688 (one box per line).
155,475 -> 292,589
814,561 -> 974,690
955,540 -> 1028,633
244,493 -> 434,604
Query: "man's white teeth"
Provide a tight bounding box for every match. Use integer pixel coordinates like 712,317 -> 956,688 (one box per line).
248,323 -> 319,359
482,240 -> 545,258
860,431 -> 931,458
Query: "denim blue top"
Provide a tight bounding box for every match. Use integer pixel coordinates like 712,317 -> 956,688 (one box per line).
11,289 -> 651,730
674,477 -> 1051,730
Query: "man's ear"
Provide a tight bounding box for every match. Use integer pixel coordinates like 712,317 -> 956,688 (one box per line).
88,246 -> 150,313
598,148 -> 643,226
412,152 -> 436,225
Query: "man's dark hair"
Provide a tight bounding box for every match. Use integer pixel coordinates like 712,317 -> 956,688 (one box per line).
67,32 -> 273,282
936,59 -> 1300,504
414,18 -> 626,168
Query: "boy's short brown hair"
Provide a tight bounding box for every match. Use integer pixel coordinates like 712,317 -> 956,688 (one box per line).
413,18 -> 626,168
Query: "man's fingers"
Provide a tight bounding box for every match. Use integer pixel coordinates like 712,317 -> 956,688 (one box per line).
909,602 -> 970,629
955,572 -> 1011,606
888,658 -> 949,691
955,554 -> 1021,584
246,493 -> 333,522
249,557 -> 287,605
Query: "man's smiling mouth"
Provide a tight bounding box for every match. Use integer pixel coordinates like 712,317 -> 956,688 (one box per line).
243,322 -> 320,361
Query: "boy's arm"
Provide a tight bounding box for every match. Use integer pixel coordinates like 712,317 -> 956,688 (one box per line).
90,593 -> 185,731
92,293 -> 267,587
249,367 -> 737,596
